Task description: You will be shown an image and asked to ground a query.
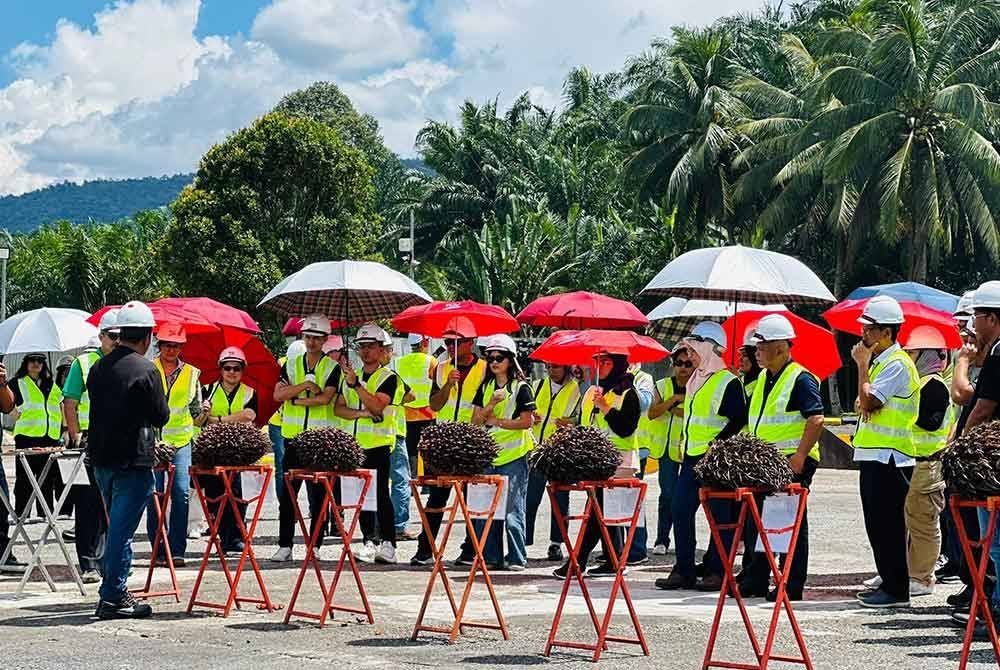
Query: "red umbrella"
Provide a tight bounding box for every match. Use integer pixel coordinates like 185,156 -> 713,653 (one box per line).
391,300 -> 519,339
823,298 -> 962,350
530,330 -> 669,366
88,303 -> 218,335
721,311 -> 842,381
180,326 -> 280,428
153,297 -> 260,333
281,317 -> 347,337
516,291 -> 649,330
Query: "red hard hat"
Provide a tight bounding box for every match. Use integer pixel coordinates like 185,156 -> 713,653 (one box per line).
156,321 -> 187,344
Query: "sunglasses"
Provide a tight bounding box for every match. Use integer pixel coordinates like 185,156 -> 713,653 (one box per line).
25,357 -> 45,364
102,331 -> 120,341
221,365 -> 243,373
673,360 -> 693,369
486,354 -> 507,364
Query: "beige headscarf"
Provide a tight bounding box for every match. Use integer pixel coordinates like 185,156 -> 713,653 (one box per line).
684,338 -> 727,395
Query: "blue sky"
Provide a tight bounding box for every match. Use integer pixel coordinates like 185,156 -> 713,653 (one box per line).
0,0 -> 761,195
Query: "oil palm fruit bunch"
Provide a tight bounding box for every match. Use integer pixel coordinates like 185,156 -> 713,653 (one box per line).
153,441 -> 175,468
419,422 -> 499,476
943,421 -> 1000,498
695,434 -> 793,492
288,428 -> 364,472
529,425 -> 623,484
192,422 -> 271,468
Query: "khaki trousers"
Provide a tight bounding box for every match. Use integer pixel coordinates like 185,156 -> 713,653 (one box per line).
905,460 -> 946,586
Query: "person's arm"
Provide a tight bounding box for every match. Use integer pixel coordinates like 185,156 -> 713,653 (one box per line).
716,379 -> 749,440
915,380 -> 950,432
788,372 -> 824,474
147,370 -> 171,428
952,344 -> 978,404
334,391 -> 372,420
471,384 -> 493,426
602,388 -> 641,438
487,384 -> 535,430
341,364 -> 391,415
430,369 -> 458,412
967,354 -> 1000,431
0,364 -> 13,414
648,383 -> 684,420
851,343 -> 884,413
273,363 -> 321,403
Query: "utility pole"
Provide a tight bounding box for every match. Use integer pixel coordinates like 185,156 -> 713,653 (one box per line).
0,244 -> 9,322
399,211 -> 416,278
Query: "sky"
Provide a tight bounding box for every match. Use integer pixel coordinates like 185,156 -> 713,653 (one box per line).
0,0 -> 762,195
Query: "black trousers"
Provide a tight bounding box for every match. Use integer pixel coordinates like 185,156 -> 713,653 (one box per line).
359,445 -> 396,546
73,463 -> 106,572
405,420 -> 434,478
743,457 -> 818,593
860,459 -> 912,599
278,477 -> 326,548
14,450 -> 55,517
201,474 -> 246,550
576,488 -> 624,565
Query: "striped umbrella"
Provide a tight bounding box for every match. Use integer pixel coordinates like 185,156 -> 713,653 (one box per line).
645,297 -> 785,343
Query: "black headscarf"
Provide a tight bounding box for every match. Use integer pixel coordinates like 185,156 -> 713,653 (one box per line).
598,353 -> 634,394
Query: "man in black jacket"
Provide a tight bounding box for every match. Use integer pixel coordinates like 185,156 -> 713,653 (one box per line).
87,301 -> 169,619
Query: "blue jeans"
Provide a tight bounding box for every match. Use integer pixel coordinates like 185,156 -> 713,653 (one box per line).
147,443 -> 191,559
95,466 -> 154,602
269,424 -> 285,498
390,436 -> 411,531
672,455 -> 733,577
978,508 -> 1000,608
655,458 -> 681,547
628,453 -> 650,562
477,456 -> 529,567
525,466 -> 569,545
0,460 -> 9,553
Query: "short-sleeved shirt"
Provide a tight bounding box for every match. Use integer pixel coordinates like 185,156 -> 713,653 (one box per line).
759,362 -> 824,419
279,356 -> 339,388
62,351 -> 103,402
331,366 -> 399,399
956,339 -> 1000,436
716,378 -> 749,441
867,344 -> 913,405
430,356 -> 480,393
472,379 -> 536,417
201,384 -> 258,414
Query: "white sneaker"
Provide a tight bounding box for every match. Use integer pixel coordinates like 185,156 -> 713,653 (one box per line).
653,544 -> 668,556
355,541 -> 377,564
270,547 -> 293,563
375,541 -> 397,564
863,575 -> 882,589
909,580 -> 934,597
507,563 -> 526,572
81,570 -> 101,584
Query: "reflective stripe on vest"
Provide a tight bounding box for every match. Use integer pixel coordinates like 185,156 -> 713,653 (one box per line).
436,358 -> 487,424
268,356 -> 286,427
913,374 -> 955,458
386,360 -> 407,437
531,378 -> 581,444
747,361 -> 821,461
281,354 -> 336,439
682,369 -> 737,457
14,377 -> 62,441
484,379 -> 534,465
76,351 -> 100,431
209,383 -> 254,418
581,388 -> 638,452
744,377 -> 758,399
155,359 -> 200,447
648,377 -> 684,462
344,366 -> 397,449
633,370 -> 655,452
853,348 -> 920,458
397,353 -> 434,410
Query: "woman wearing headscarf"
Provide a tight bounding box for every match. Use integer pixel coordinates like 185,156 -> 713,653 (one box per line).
739,340 -> 763,400
553,351 -> 641,579
656,322 -> 747,592
10,354 -> 64,517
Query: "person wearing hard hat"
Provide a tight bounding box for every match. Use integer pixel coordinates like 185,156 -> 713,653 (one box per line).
625,363 -> 656,566
851,295 -> 921,609
739,332 -> 764,399
61,308 -> 120,583
148,321 -> 201,566
268,339 -> 306,500
380,330 -> 419,540
737,314 -> 824,602
333,323 -> 401,564
658,321 -> 747,592
271,316 -> 338,563
525,362 -> 580,562
86,300 -> 169,619
397,334 -> 437,479
10,353 -> 63,519
898,326 -> 954,598
193,347 -> 258,554
646,345 -> 695,557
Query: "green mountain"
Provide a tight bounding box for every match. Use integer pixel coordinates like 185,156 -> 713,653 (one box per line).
0,174 -> 193,233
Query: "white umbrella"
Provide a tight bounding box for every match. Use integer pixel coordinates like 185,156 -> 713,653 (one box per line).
646,297 -> 785,342
641,245 -> 836,306
0,308 -> 98,355
258,260 -> 433,323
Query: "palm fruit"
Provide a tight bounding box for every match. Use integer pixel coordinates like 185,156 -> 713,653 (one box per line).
154,441 -> 176,468
287,428 -> 364,472
694,434 -> 793,492
943,420 -> 1000,499
419,422 -> 499,476
192,422 -> 272,468
528,425 -> 623,484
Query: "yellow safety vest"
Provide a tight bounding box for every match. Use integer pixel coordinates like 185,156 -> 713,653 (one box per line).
531,378 -> 582,444
747,362 -> 821,462
482,379 -> 534,466
155,359 -> 200,447
397,352 -> 435,411
435,358 -> 487,424
14,377 -> 62,441
682,369 -> 738,457
268,356 -> 286,427
208,383 -> 255,418
854,348 -> 920,458
75,351 -> 101,431
281,354 -> 336,439
744,376 -> 758,400
913,374 -> 955,458
648,377 -> 684,463
581,387 -> 638,452
343,366 -> 397,450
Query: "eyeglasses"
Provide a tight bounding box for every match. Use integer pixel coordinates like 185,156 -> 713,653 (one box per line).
102,331 -> 120,341
221,365 -> 243,373
673,360 -> 693,369
486,355 -> 507,364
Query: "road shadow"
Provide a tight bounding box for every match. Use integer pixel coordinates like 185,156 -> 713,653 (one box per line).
345,636 -> 431,648
461,653 -> 550,665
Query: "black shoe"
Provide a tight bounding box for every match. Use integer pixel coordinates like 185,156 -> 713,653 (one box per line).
587,563 -> 622,578
454,554 -> 474,567
0,553 -> 26,571
627,555 -> 649,566
222,541 -> 245,555
767,587 -> 803,602
97,592 -> 153,620
696,574 -> 724,592
858,588 -> 910,609
935,561 -> 962,583
409,553 -> 433,567
695,561 -> 709,579
488,562 -> 507,572
655,570 -> 696,590
547,544 -> 563,562
948,585 -> 974,609
61,529 -> 76,543
738,581 -> 769,598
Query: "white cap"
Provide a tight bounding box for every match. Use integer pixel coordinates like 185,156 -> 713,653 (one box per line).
902,325 -> 948,351
98,308 -> 120,333
300,314 -> 331,336
355,323 -> 389,344
690,321 -> 727,348
286,340 -> 307,359
955,290 -> 976,317
857,295 -> 905,326
482,334 -> 517,355
752,314 -> 797,342
970,281 -> 1000,311
407,333 -> 425,347
116,301 -> 157,328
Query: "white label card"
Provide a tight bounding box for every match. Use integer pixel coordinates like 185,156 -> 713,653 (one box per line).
56,453 -> 89,487
467,477 -> 509,520
603,487 -> 640,526
341,470 -> 377,511
755,493 -> 799,554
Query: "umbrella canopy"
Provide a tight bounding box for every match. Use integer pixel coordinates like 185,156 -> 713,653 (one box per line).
281,317 -> 346,337
258,260 -> 432,322
846,282 -> 959,314
89,302 -> 219,335
154,297 -> 260,333
646,297 -> 785,342
0,308 -> 98,355
180,326 -> 281,428
392,301 -> 519,339
641,245 -> 836,306
530,330 -> 669,366
721,311 -> 842,381
823,298 -> 962,349
516,291 -> 648,330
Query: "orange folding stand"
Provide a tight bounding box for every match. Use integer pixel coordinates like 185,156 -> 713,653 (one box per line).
949,496 -> 1000,670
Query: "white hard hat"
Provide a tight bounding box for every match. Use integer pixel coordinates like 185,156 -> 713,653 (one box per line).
98,308 -> 120,333
970,281 -> 1000,311
286,340 -> 306,359
961,317 -> 976,337
300,314 -> 331,336
690,321 -> 727,349
482,334 -> 517,355
857,295 -> 905,326
355,323 -> 389,344
742,329 -> 757,347
218,346 -> 247,366
84,335 -> 101,351
322,335 -> 345,354
116,301 -> 157,328
407,333 -> 425,347
955,290 -> 976,317
902,325 -> 948,351
381,330 -> 393,347
752,314 -> 797,342
477,334 -> 499,350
